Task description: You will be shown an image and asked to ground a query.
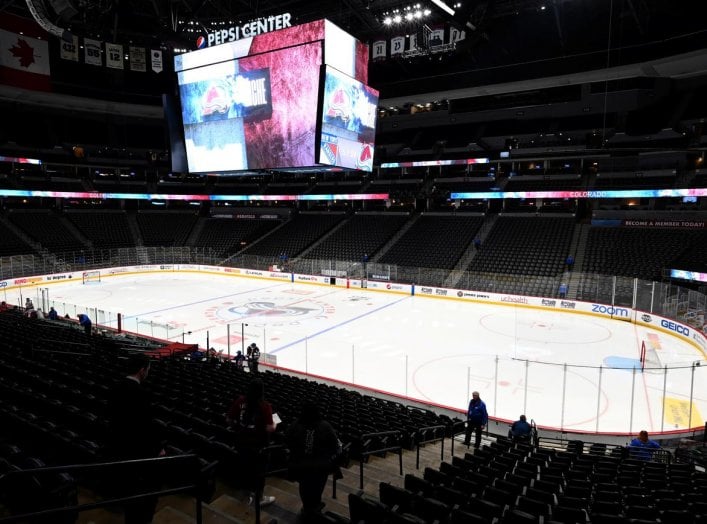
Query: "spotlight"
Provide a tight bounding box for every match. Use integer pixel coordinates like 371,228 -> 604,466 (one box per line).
383,16 -> 392,24
393,14 -> 402,23
405,12 -> 413,20
415,10 -> 423,18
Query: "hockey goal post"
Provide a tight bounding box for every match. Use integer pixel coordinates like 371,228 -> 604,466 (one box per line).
639,339 -> 663,372
82,270 -> 101,284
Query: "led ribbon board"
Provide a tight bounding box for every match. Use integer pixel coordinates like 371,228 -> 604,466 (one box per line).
0,189 -> 389,201
451,188 -> 707,199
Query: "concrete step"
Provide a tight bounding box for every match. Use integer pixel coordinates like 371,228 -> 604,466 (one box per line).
153,505 -> 196,524
209,492 -> 284,524
154,500 -> 251,524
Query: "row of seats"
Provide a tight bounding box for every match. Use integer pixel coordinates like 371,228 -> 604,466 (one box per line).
304,214 -> 410,262
0,307 -> 457,466
379,215 -> 484,270
341,435 -> 706,524
467,216 -> 575,278
581,227 -> 707,280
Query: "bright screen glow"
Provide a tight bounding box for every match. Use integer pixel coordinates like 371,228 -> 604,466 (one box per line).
318,66 -> 379,172
670,269 -> 707,283
177,42 -> 322,173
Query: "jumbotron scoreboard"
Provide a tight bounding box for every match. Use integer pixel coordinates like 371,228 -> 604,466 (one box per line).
174,19 -> 379,174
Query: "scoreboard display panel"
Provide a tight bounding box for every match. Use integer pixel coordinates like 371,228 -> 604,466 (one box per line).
174,19 -> 375,174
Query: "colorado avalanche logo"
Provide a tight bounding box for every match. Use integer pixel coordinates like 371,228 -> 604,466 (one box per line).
196,36 -> 207,49
206,296 -> 336,326
326,87 -> 352,121
228,301 -> 318,318
356,144 -> 373,170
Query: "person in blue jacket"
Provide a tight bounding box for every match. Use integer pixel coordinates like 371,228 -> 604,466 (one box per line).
77,313 -> 92,335
628,430 -> 661,460
509,414 -> 532,442
464,391 -> 488,449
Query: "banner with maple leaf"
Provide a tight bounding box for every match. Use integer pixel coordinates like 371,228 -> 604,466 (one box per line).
0,15 -> 51,91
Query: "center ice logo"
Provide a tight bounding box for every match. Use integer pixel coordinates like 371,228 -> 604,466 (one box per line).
206,296 -> 336,326
228,301 -> 318,317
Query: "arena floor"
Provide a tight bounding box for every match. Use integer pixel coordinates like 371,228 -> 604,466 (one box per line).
9,271 -> 706,435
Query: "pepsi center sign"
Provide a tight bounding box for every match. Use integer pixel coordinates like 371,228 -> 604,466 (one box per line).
197,13 -> 293,48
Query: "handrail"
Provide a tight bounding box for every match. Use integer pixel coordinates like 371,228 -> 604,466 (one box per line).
449,420 -> 467,456
626,446 -> 672,464
414,424 -> 446,470
331,441 -> 351,501
530,418 -> 539,448
0,454 -> 216,524
253,444 -> 289,524
358,430 -> 403,489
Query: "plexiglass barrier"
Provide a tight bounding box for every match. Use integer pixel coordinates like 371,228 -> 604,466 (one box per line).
3,247 -> 706,434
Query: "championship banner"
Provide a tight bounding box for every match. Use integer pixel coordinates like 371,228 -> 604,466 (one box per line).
0,14 -> 51,91
450,27 -> 466,44
129,46 -> 146,72
372,40 -> 386,60
429,27 -> 445,48
83,38 -> 102,66
409,33 -> 418,51
60,34 -> 79,61
105,43 -> 123,69
390,36 -> 405,56
150,49 -> 163,73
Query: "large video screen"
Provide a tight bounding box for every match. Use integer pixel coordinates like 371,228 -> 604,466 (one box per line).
318,66 -> 379,172
177,41 -> 322,173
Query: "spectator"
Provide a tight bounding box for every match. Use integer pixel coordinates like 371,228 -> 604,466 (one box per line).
35,309 -> 45,320
25,298 -> 34,311
78,313 -> 92,335
628,430 -> 661,460
0,301 -> 9,313
106,353 -> 164,524
509,414 -> 532,442
189,348 -> 205,361
559,282 -> 568,298
473,238 -> 481,250
47,306 -> 58,320
226,379 -> 276,506
566,254 -> 574,271
248,343 -> 261,373
234,350 -> 246,370
287,401 -> 341,521
464,391 -> 488,449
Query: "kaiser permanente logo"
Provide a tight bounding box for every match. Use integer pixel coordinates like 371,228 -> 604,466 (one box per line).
196,13 -> 292,48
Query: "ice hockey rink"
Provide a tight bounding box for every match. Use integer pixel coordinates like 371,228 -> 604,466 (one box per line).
7,271 -> 706,436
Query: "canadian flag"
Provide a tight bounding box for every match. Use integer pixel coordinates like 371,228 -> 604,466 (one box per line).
0,15 -> 51,91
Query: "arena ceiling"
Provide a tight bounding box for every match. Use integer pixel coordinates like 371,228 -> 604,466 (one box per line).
4,0 -> 705,94
5,0 -> 704,50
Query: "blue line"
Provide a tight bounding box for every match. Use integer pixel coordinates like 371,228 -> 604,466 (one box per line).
122,281 -> 286,320
270,294 -> 412,354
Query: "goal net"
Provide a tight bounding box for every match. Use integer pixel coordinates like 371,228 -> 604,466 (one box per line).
82,270 -> 101,285
640,338 -> 664,373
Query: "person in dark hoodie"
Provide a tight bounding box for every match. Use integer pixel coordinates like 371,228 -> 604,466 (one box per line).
286,400 -> 341,521
106,353 -> 164,524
